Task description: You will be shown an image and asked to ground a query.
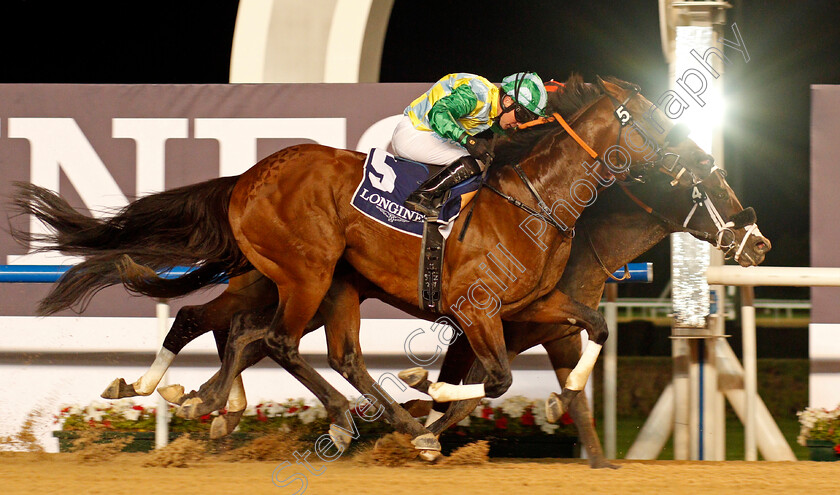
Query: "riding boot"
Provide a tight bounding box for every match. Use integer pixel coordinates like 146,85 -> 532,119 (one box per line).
404,156 -> 482,216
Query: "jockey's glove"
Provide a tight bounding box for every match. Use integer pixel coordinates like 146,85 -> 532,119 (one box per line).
462,135 -> 494,162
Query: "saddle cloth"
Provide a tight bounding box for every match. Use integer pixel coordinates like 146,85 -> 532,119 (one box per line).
350,148 -> 480,237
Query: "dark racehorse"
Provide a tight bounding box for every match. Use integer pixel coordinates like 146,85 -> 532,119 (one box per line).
11,76 -> 769,456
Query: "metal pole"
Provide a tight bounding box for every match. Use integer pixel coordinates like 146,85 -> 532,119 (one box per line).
155,299 -> 170,449
673,337 -> 691,460
604,283 -> 618,459
741,286 -> 757,461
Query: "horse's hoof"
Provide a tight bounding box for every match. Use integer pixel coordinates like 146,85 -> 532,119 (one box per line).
209,409 -> 245,439
546,392 -> 564,424
157,384 -> 186,404
177,397 -> 204,419
328,424 -> 354,452
100,378 -> 138,399
418,449 -> 443,462
410,433 -> 441,452
398,367 -> 430,391
590,458 -> 621,470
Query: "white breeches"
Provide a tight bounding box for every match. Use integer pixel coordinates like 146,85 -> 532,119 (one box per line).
390,115 -> 469,165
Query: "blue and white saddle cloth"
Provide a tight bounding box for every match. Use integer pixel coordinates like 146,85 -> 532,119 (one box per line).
351,148 -> 480,237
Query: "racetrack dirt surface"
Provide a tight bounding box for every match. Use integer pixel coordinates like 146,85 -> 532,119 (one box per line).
1,452 -> 838,495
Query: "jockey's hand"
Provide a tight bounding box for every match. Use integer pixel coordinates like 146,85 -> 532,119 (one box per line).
463,136 -> 494,162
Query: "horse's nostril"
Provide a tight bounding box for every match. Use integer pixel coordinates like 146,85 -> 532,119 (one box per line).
754,241 -> 767,252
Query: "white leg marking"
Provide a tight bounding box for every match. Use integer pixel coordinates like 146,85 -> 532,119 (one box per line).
565,341 -> 603,391
132,348 -> 176,395
226,375 -> 247,412
428,382 -> 485,402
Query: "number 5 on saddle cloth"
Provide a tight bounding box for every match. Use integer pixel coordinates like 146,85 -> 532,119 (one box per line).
351,148 -> 481,311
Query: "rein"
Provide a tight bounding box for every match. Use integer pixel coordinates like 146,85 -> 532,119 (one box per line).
579,224 -> 631,281
618,182 -> 714,242
460,95 -> 609,241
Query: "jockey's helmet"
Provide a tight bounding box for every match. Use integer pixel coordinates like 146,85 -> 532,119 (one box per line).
501,72 -> 548,121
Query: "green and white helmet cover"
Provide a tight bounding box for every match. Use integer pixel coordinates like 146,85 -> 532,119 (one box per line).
501,72 -> 548,117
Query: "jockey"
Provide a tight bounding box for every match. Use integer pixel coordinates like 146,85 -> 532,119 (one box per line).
394,72 -> 548,216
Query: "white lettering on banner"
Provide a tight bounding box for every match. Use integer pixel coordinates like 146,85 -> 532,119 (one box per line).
194,118 -> 347,176
358,188 -> 424,223
112,118 -> 189,196
8,118 -> 128,265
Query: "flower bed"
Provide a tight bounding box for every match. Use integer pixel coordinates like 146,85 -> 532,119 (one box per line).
54,396 -> 578,457
797,404 -> 840,461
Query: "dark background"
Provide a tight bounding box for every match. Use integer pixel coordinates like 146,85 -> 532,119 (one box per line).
1,0 -> 838,300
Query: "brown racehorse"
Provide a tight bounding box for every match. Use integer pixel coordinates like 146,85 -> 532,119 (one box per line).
12,76 -> 769,455
135,167 -> 766,467
153,161 -> 770,467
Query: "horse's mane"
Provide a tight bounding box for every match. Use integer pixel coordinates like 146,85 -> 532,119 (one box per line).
493,74 -> 634,166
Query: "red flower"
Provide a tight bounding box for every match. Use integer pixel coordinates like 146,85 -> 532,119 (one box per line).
102,420 -> 112,428
481,406 -> 493,419
560,412 -> 574,425
88,419 -> 96,427
132,405 -> 144,411
256,410 -> 268,422
288,406 -> 298,414
834,444 -> 840,455
495,417 -> 508,429
199,414 -> 212,423
61,406 -> 71,414
520,410 -> 535,426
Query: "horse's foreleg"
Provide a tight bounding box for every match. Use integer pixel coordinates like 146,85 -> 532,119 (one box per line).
261,283 -> 357,452
400,329 -> 477,426
431,311 -> 510,400
321,276 -> 439,455
509,290 -> 608,425
177,305 -> 274,419
427,359 -> 487,436
209,375 -> 247,439
542,337 -> 619,469
101,304 -> 213,399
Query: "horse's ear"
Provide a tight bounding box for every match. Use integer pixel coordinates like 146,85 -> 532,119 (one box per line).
596,76 -> 619,96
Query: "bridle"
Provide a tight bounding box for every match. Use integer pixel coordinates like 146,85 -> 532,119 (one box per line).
489,77 -> 763,265
594,78 -> 765,263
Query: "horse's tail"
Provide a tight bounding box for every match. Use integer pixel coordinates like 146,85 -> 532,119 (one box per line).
10,178 -> 251,315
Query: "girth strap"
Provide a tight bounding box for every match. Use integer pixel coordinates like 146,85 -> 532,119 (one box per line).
418,218 -> 445,312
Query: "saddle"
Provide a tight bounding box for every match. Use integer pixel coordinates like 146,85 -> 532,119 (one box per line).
350,149 -> 480,312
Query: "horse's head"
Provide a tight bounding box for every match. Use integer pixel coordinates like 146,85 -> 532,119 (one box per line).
597,77 -> 771,266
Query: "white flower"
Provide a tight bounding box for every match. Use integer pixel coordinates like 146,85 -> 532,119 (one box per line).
532,400 -> 559,434
264,401 -> 285,418
298,404 -> 327,424
500,396 -> 532,418
243,404 -> 258,417
122,408 -> 142,421
797,404 -> 840,445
